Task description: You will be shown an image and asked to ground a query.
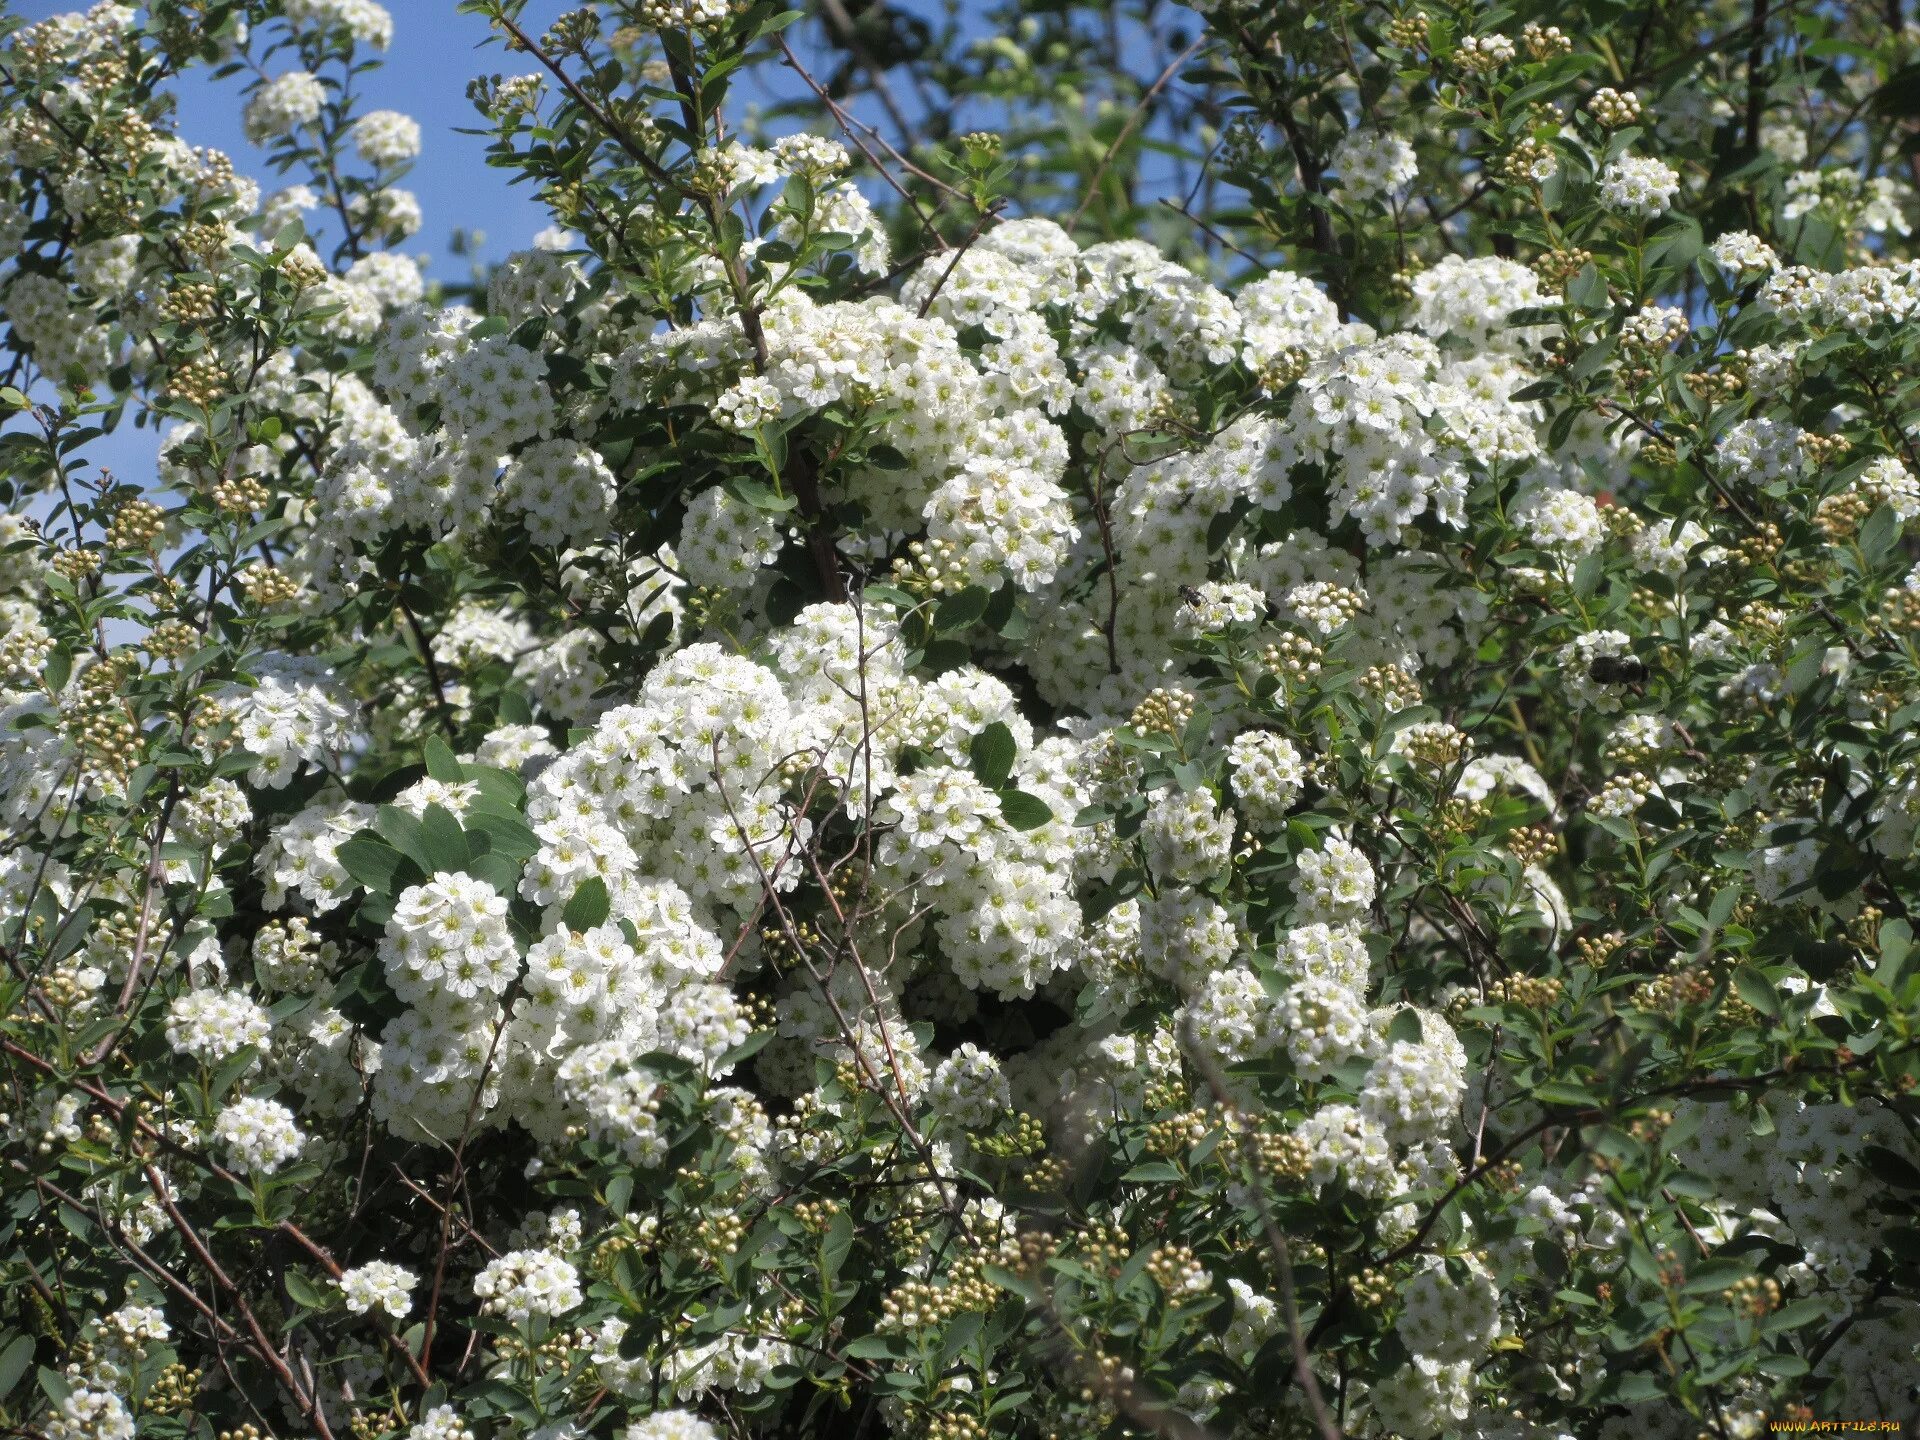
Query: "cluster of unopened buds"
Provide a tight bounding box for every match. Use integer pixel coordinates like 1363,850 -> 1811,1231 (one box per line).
160,283 -> 218,323
973,1112 -> 1046,1157
51,547 -> 103,581
1506,823 -> 1562,867
1128,686 -> 1196,738
1351,1265 -> 1396,1309
1385,12 -> 1429,49
1589,87 -> 1644,127
1454,32 -> 1517,73
238,562 -> 300,606
1482,974 -> 1566,1009
1144,1244 -> 1207,1296
1532,246 -> 1594,287
1359,662 -> 1423,710
1498,137 -> 1558,186
892,536 -> 972,596
106,496 -> 165,552
280,249 -> 328,288
167,355 -> 229,408
211,474 -> 270,513
1521,21 -> 1573,57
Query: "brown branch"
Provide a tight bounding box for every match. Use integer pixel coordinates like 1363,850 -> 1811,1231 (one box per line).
1186,1042 -> 1344,1440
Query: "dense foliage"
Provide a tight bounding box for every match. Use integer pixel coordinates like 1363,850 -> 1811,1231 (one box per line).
5,0 -> 1920,1437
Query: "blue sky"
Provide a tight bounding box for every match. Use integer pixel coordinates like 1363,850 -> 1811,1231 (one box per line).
12,1 -> 1021,279
10,0 -> 936,479
18,2 -> 605,279
11,1 -> 1196,485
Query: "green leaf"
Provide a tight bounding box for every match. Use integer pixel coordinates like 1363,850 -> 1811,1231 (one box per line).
1859,503 -> 1900,566
1875,918 -> 1913,988
982,1264 -> 1040,1303
1862,1144 -> 1920,1191
0,1333 -> 34,1401
1568,262 -> 1609,309
1681,1258 -> 1748,1294
728,474 -> 799,512
423,736 -> 464,782
1762,1297 -> 1831,1335
970,722 -> 1016,789
418,804 -> 470,875
1571,552 -> 1603,598
605,1173 -> 633,1216
1386,1008 -> 1423,1045
996,789 -> 1053,831
1595,1371 -> 1664,1403
465,808 -> 539,863
285,1270 -> 331,1311
821,1209 -> 854,1284
754,7 -> 804,38
1534,1081 -> 1599,1110
1731,965 -> 1779,1019
37,1365 -> 70,1408
374,806 -> 432,873
335,834 -> 405,896
934,585 -> 990,633
842,1334 -> 913,1361
563,876 -> 611,932
1569,335 -> 1617,384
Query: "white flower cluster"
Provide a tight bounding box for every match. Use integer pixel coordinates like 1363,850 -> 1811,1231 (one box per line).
1408,256 -> 1545,353
1227,730 -> 1305,827
338,1260 -> 417,1318
473,1248 -> 583,1323
928,1043 -> 1011,1131
1764,259 -> 1920,330
625,1415 -> 721,1440
354,108 -> 421,166
1291,835 -> 1376,924
19,3 -> 1920,1419
1598,154 -> 1681,217
1514,484 -> 1606,559
221,653 -> 357,788
382,873 -> 519,1002
1716,416 -> 1809,486
244,71 -> 326,144
282,0 -> 394,46
166,988 -> 271,1064
1331,129 -> 1419,201
212,1096 -> 304,1174
1708,230 -> 1779,273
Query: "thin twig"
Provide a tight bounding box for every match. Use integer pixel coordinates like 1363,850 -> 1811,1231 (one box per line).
1070,38 -> 1209,233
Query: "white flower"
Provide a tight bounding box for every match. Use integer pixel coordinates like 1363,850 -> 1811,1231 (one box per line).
243,71 -> 326,144
213,1096 -> 305,1174
338,1259 -> 417,1318
1331,130 -> 1418,201
1228,730 -> 1306,828
624,1415 -> 720,1440
1709,230 -> 1780,274
473,1249 -> 583,1322
166,988 -> 271,1064
1291,835 -> 1376,924
1599,154 -> 1681,217
354,108 -> 420,167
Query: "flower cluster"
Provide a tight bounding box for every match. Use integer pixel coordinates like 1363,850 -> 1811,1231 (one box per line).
7,3 -> 1920,1439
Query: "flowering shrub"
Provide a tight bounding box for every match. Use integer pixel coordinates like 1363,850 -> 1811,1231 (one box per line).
4,1 -> 1920,1438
